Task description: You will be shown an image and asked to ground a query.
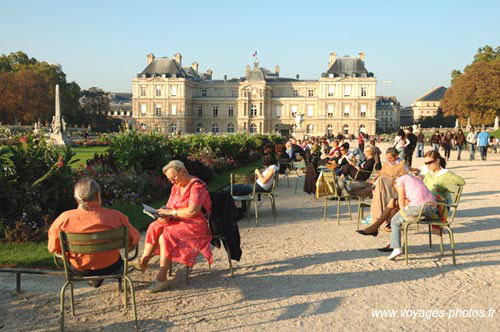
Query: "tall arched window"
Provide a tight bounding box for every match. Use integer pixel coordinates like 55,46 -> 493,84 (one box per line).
343,124 -> 349,135
212,123 -> 219,134
196,123 -> 203,133
227,123 -> 235,133
359,124 -> 366,134
249,123 -> 257,133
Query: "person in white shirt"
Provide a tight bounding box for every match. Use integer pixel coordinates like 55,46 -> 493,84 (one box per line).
466,127 -> 477,160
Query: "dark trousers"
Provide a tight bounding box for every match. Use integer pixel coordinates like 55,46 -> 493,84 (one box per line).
68,257 -> 123,277
479,146 -> 488,160
404,149 -> 415,167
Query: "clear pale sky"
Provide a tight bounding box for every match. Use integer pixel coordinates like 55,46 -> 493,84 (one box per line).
1,0 -> 499,105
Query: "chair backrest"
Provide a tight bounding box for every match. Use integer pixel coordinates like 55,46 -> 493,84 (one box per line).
320,171 -> 338,197
59,226 -> 129,279
230,173 -> 256,196
292,160 -> 306,171
447,183 -> 464,224
278,157 -> 291,170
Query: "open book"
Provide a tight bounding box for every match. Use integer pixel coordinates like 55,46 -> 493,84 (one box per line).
142,203 -> 166,219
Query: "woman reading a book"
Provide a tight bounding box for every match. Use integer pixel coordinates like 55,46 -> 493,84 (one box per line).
131,160 -> 212,293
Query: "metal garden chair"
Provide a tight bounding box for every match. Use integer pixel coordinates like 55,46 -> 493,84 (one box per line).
56,227 -> 138,331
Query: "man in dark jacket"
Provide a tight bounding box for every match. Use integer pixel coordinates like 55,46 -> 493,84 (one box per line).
404,127 -> 417,166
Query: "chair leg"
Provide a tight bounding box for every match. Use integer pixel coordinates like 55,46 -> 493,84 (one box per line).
124,277 -> 128,308
347,198 -> 352,221
60,281 -> 70,332
246,201 -> 250,223
404,224 -> 410,265
69,282 -> 75,316
168,260 -> 173,277
185,266 -> 190,285
124,276 -> 139,330
270,195 -> 277,220
428,224 -> 432,248
254,199 -> 259,226
447,227 -> 456,265
323,198 -> 328,222
439,228 -> 444,256
336,198 -> 341,226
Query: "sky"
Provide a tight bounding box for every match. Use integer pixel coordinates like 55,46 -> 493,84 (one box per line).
1,0 -> 499,105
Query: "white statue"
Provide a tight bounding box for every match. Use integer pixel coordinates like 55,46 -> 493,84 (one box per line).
455,119 -> 459,129
495,116 -> 499,130
466,117 -> 471,131
295,114 -> 304,129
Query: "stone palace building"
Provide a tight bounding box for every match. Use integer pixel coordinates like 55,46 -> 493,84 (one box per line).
131,52 -> 377,136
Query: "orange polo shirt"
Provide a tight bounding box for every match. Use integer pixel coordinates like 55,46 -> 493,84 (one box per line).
48,202 -> 140,271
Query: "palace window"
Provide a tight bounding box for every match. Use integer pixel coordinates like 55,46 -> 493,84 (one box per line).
228,106 -> 234,117
293,89 -> 299,97
328,85 -> 335,97
291,105 -> 298,117
361,86 -> 367,97
196,123 -> 203,133
343,124 -> 349,135
155,86 -> 161,97
306,124 -> 314,134
213,106 -> 218,117
201,89 -> 207,97
140,103 -> 147,116
170,123 -> 177,133
197,105 -> 203,117
308,89 -> 314,97
343,104 -> 350,117
307,105 -> 314,117
171,85 -> 177,96
327,124 -> 333,135
327,104 -> 334,118
212,123 -> 219,134
227,123 -> 235,133
249,123 -> 257,133
156,125 -> 162,133
140,86 -> 146,97
360,104 -> 367,117
171,104 -> 177,115
275,105 -> 282,118
344,85 -> 351,97
155,104 -> 162,116
250,104 -> 257,117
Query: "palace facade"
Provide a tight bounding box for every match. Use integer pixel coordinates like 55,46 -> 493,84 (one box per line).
132,52 -> 377,136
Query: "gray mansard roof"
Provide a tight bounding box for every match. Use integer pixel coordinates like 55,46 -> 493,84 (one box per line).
415,86 -> 447,102
322,56 -> 374,78
138,57 -> 203,81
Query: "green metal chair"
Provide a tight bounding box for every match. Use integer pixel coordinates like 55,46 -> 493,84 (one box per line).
292,160 -> 306,194
258,176 -> 278,220
277,157 -> 291,187
402,184 -> 464,265
319,171 -> 353,225
230,173 -> 258,224
57,227 -> 138,331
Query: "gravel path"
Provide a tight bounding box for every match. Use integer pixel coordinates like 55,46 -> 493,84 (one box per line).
1,142 -> 499,331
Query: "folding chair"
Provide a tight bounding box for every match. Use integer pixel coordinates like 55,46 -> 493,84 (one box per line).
292,160 -> 306,194
277,157 -> 291,187
319,171 -> 353,225
57,227 -> 138,331
230,173 -> 258,224
402,184 -> 464,265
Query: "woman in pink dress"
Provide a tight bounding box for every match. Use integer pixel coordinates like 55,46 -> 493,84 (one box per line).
131,160 -> 212,293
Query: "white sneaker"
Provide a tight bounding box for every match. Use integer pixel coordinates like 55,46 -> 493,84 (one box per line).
387,248 -> 403,260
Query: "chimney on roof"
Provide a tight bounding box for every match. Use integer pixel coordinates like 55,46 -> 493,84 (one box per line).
174,53 -> 182,66
358,52 -> 366,62
206,69 -> 213,80
191,62 -> 199,73
224,75 -> 227,81
328,52 -> 336,67
147,53 -> 155,64
245,65 -> 251,77
275,65 -> 280,76
296,74 -> 300,80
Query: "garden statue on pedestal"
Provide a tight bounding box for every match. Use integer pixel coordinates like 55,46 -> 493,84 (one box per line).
49,84 -> 72,147
294,113 -> 305,140
495,116 -> 499,130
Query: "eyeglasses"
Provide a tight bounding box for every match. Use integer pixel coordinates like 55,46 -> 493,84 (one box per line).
424,159 -> 437,165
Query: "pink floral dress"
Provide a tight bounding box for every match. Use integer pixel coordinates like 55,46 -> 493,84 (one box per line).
145,177 -> 212,266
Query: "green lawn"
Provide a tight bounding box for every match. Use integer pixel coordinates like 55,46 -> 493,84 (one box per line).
69,146 -> 108,169
490,129 -> 500,139
0,159 -> 261,269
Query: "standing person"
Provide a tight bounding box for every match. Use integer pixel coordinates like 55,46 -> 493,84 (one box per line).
441,131 -> 453,161
393,129 -> 407,160
466,127 -> 477,160
455,128 -> 466,160
404,127 -> 417,167
416,128 -> 425,158
477,127 -> 490,161
358,131 -> 365,152
489,136 -> 498,154
431,130 -> 441,152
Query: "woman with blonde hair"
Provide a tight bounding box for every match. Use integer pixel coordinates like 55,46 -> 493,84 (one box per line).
131,160 -> 212,293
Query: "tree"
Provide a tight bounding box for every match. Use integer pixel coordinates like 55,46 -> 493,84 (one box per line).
441,60 -> 500,126
79,87 -> 112,131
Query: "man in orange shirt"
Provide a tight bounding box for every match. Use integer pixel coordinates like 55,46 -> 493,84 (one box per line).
48,178 -> 140,287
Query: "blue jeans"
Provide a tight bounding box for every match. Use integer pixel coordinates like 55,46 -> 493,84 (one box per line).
390,205 -> 437,249
479,146 -> 487,160
416,143 -> 424,158
432,143 -> 440,152
469,143 -> 476,160
456,144 -> 463,160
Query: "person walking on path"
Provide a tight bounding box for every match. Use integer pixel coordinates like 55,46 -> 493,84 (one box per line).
455,128 -> 466,160
477,127 -> 490,161
441,131 -> 453,161
431,130 -> 441,152
404,127 -> 417,166
416,128 -> 425,158
466,127 -> 477,160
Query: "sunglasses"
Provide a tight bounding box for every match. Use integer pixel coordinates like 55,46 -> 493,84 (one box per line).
424,159 -> 436,165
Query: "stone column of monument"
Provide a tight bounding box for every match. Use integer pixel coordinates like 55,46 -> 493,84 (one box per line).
49,84 -> 72,146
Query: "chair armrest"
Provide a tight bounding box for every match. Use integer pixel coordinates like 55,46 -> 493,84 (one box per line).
402,201 -> 435,224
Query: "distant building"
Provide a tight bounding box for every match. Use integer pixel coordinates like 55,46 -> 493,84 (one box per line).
411,86 -> 447,121
376,96 -> 400,132
131,51 -> 377,136
108,93 -> 132,118
400,106 -> 414,127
